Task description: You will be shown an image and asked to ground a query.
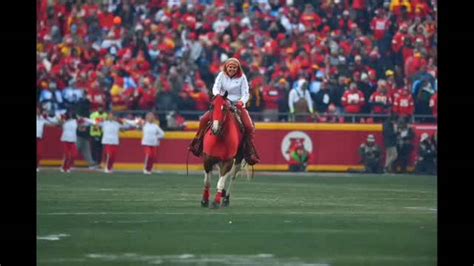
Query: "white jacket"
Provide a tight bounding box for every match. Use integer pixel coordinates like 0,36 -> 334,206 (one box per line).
60,119 -> 78,143
288,80 -> 314,113
100,120 -> 133,145
212,71 -> 250,104
141,122 -> 165,147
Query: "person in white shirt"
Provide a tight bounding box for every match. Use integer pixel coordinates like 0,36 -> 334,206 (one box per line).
188,57 -> 260,165
92,113 -> 135,173
36,106 -> 59,172
58,110 -> 81,173
288,78 -> 315,121
138,112 -> 165,174
57,110 -> 94,173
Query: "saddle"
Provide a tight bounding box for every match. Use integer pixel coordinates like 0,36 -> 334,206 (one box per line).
229,106 -> 245,133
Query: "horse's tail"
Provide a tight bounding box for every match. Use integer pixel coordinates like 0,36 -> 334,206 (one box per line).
186,149 -> 190,176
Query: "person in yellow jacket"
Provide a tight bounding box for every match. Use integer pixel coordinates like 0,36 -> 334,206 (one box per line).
90,106 -> 108,167
390,0 -> 412,15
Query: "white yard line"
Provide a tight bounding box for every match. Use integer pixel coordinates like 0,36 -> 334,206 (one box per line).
37,233 -> 70,241
84,253 -> 330,266
404,206 -> 437,212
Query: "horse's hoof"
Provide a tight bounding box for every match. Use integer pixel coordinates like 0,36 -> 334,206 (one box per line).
201,200 -> 209,208
222,197 -> 230,208
210,201 -> 220,209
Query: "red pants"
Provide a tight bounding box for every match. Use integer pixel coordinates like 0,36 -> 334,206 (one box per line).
37,138 -> 42,168
62,142 -> 78,171
143,146 -> 157,171
104,144 -> 118,171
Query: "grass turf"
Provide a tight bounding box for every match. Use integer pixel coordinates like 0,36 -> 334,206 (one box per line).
37,170 -> 437,266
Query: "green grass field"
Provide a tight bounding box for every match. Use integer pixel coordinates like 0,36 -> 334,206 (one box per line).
37,170 -> 437,266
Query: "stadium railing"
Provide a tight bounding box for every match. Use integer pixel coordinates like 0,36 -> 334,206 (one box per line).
115,110 -> 436,125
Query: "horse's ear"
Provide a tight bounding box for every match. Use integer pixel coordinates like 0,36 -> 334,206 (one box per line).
223,91 -> 228,99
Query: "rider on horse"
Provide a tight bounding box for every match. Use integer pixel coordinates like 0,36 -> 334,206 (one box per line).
188,57 -> 260,165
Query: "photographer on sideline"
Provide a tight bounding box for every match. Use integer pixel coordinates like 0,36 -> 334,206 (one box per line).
415,133 -> 437,175
359,134 -> 382,173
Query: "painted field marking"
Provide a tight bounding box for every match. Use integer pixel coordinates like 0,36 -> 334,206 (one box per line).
84,253 -> 330,266
404,207 -> 437,212
37,233 -> 70,241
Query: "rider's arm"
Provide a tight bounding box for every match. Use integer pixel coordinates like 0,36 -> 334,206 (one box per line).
211,72 -> 224,97
239,74 -> 250,105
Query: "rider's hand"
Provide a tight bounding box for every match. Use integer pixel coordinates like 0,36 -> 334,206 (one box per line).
236,101 -> 244,110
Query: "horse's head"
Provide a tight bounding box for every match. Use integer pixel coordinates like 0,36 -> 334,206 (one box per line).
210,91 -> 230,136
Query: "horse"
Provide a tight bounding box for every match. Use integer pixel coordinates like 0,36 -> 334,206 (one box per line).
201,92 -> 245,209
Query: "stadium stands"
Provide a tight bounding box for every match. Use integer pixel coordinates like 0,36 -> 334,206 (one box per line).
36,0 -> 437,123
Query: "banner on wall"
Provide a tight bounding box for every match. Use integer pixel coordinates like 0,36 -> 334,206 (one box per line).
39,123 -> 437,172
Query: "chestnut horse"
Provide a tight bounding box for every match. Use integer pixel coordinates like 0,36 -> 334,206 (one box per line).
201,92 -> 244,209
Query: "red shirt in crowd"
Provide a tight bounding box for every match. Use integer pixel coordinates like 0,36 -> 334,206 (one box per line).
87,89 -> 107,110
369,91 -> 391,114
370,16 -> 391,41
98,11 -> 115,31
139,87 -> 158,110
342,89 -> 365,113
262,85 -> 282,110
391,31 -> 407,53
392,91 -> 414,117
189,90 -> 210,111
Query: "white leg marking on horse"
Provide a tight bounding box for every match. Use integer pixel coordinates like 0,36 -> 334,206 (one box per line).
217,170 -> 232,192
212,120 -> 219,133
204,171 -> 211,187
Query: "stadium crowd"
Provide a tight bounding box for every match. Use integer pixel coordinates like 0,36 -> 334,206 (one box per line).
36,0 -> 437,123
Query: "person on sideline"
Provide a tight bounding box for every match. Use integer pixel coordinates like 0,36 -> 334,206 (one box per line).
36,106 -> 59,172
58,110 -> 87,173
359,134 -> 383,173
188,57 -> 260,165
136,112 -> 165,174
89,113 -> 136,173
89,106 -> 108,167
383,114 -> 398,173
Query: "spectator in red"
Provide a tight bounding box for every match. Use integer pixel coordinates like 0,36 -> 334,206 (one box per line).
369,80 -> 392,122
342,82 -> 366,117
262,81 -> 283,122
405,52 -> 427,80
87,80 -> 107,111
300,4 -> 322,31
392,87 -> 415,118
189,80 -> 210,112
370,9 -> 391,42
429,91 -> 437,120
392,23 -> 408,53
98,4 -> 115,31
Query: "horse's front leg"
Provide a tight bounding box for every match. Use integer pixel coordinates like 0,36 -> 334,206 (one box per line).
210,159 -> 233,209
202,155 -> 216,207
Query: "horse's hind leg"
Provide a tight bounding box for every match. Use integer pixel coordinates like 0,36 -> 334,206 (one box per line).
222,160 -> 241,207
211,160 -> 233,209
